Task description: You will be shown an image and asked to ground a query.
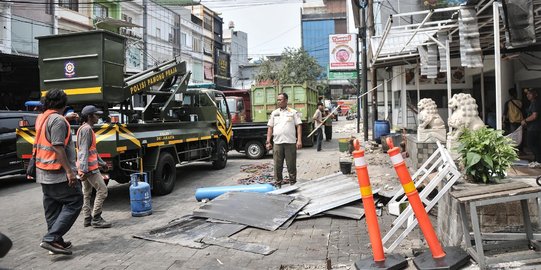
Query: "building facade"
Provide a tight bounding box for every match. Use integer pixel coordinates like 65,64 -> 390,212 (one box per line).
223,21 -> 248,89
191,4 -> 230,86
301,0 -> 348,78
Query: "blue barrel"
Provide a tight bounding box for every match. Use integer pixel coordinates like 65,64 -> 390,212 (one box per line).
195,184 -> 276,201
373,120 -> 390,144
129,172 -> 152,217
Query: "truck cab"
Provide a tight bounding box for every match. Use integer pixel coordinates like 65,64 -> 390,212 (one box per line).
222,89 -> 251,123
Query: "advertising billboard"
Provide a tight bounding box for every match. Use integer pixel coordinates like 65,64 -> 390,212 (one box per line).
329,34 -> 357,71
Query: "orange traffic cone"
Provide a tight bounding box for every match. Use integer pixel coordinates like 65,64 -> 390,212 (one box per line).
353,140 -> 407,270
385,137 -> 469,270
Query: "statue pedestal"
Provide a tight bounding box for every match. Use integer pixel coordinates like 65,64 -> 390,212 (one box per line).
417,128 -> 446,142
406,134 -> 440,171
446,138 -> 461,160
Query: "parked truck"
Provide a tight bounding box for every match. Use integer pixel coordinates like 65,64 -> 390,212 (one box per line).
229,83 -> 318,159
16,30 -> 232,195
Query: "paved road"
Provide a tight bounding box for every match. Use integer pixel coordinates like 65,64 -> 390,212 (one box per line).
0,118 -> 468,270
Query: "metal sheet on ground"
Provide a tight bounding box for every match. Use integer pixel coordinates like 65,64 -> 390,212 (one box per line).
192,192 -> 310,231
268,185 -> 299,194
279,214 -> 297,229
200,237 -> 276,255
133,216 -> 246,248
291,175 -> 362,217
323,205 -> 365,220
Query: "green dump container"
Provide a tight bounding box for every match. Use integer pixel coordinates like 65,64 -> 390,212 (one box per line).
37,30 -> 126,104
251,83 -> 318,123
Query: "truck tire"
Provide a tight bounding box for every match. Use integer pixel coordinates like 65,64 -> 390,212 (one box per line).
245,140 -> 265,159
152,152 -> 176,195
212,139 -> 228,169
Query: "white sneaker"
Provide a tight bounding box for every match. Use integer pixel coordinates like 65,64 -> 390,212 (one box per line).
528,161 -> 541,168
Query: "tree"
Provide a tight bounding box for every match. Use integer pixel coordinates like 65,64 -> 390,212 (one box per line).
255,58 -> 279,84
278,47 -> 323,84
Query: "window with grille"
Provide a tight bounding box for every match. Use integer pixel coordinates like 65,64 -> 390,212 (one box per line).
59,0 -> 78,11
94,4 -> 108,18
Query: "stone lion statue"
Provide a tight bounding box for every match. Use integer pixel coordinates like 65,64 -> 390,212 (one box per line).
447,93 -> 485,140
418,98 -> 446,130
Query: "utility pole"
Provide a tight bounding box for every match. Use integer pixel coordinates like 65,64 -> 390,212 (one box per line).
356,26 -> 361,134
360,1 -> 369,141
368,0 -> 378,127
143,0 -> 148,69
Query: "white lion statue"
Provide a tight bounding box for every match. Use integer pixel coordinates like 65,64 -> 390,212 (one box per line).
418,98 -> 446,130
447,93 -> 485,141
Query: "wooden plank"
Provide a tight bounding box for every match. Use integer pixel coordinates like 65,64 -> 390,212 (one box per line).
451,182 -> 530,199
456,187 -> 541,203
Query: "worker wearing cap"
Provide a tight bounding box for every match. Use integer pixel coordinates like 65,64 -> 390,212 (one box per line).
77,105 -> 111,228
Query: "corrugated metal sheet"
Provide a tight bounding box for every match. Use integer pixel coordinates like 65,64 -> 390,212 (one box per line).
323,205 -> 365,220
459,6 -> 483,68
290,174 -> 362,218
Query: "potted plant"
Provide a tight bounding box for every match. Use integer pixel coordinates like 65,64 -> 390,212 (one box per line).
456,127 -> 518,183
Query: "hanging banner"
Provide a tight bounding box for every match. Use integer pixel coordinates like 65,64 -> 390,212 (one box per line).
329,34 -> 357,71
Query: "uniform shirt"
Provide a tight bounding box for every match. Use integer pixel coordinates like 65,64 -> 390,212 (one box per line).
313,109 -> 323,130
77,124 -> 106,175
268,107 -> 302,144
36,114 -> 77,184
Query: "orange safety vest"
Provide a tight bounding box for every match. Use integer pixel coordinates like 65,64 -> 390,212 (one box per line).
34,110 -> 71,171
76,123 -> 99,174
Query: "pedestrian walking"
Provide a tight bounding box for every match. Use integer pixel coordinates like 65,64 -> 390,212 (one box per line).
266,93 -> 302,188
35,89 -> 82,255
77,105 -> 112,228
323,108 -> 333,141
521,88 -> 541,167
313,103 -> 324,151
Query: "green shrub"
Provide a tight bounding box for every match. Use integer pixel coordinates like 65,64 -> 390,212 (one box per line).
456,127 -> 518,183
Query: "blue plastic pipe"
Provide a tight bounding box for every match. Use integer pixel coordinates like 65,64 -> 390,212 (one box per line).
195,184 -> 276,201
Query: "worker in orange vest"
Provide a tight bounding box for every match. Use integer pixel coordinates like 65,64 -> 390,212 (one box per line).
77,105 -> 111,228
36,89 -> 82,256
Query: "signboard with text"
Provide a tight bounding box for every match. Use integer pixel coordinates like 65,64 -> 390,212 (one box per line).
328,71 -> 357,80
329,34 -> 357,71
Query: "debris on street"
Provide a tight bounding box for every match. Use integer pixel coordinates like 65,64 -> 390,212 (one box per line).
133,215 -> 246,249
193,192 -> 309,231
200,237 -> 276,255
236,163 -> 292,186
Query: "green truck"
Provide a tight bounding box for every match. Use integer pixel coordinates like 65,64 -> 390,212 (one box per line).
16,30 -> 232,195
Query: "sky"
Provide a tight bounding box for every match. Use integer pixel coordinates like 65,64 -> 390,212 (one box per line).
201,1 -> 304,59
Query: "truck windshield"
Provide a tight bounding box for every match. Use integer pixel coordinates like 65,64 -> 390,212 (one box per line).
226,98 -> 237,112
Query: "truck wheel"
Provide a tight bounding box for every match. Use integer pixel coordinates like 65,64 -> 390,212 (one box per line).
153,152 -> 176,195
245,140 -> 265,159
212,139 -> 228,169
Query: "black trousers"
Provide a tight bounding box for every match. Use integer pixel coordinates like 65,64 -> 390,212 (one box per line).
41,181 -> 83,243
315,128 -> 323,151
324,125 -> 332,141
527,129 -> 541,163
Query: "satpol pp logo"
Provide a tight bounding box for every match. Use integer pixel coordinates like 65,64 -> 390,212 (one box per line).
64,61 -> 76,78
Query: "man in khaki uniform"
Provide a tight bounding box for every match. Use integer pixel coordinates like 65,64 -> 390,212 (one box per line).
266,93 -> 302,188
